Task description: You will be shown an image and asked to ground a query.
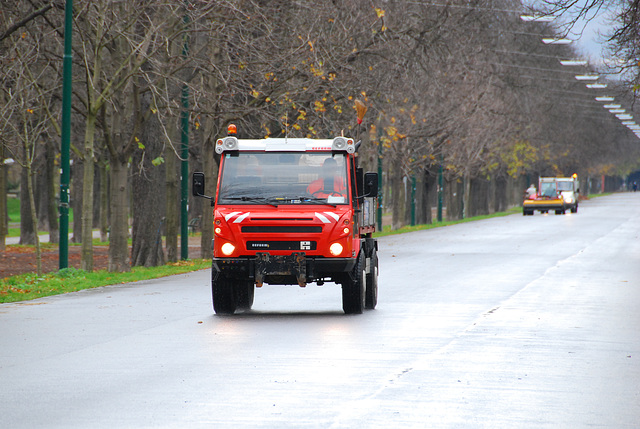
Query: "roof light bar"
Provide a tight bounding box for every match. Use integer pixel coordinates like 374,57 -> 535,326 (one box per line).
215,136 -> 239,154
332,137 -> 355,153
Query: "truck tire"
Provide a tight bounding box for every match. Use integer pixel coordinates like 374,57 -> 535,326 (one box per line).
365,249 -> 378,310
342,251 -> 366,314
212,272 -> 237,315
237,280 -> 255,310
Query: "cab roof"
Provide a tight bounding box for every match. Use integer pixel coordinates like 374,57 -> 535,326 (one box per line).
215,136 -> 356,154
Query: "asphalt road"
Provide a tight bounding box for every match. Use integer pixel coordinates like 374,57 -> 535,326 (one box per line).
1,193 -> 639,428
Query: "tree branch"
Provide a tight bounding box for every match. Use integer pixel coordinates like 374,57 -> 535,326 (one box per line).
0,3 -> 55,42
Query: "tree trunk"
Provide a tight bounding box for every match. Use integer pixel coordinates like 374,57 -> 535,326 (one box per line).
131,95 -> 166,267
81,112 -> 97,271
445,177 -> 462,221
391,158 -> 404,230
108,157 -> 130,272
403,176 -> 412,226
462,171 -> 470,219
99,161 -> 109,242
46,143 -> 59,244
35,154 -> 48,230
71,159 -> 83,243
0,143 -> 7,251
25,159 -> 42,275
165,123 -> 179,263
423,168 -> 435,225
19,166 -> 36,245
493,176 -> 507,212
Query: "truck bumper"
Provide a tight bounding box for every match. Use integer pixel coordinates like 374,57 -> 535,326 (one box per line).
523,199 -> 565,212
212,253 -> 356,287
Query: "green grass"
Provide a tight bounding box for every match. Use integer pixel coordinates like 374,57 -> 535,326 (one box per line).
0,259 -> 210,304
7,197 -> 19,222
373,206 -> 521,238
587,192 -> 612,198
6,197 -> 75,237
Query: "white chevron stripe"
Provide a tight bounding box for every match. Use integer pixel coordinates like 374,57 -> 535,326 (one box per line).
323,211 -> 339,221
225,212 -> 241,221
315,212 -> 330,223
234,212 -> 251,223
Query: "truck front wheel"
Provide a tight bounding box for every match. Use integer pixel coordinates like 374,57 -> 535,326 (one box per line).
212,272 -> 238,315
365,249 -> 378,310
237,280 -> 255,310
342,251 -> 366,314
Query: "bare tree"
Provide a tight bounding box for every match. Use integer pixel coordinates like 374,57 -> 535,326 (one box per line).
0,32 -> 58,274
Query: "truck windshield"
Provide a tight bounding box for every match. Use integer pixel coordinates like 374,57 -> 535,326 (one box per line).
556,181 -> 574,191
539,182 -> 557,197
217,152 -> 349,205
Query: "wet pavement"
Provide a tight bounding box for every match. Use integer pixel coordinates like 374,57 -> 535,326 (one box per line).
1,193 -> 639,428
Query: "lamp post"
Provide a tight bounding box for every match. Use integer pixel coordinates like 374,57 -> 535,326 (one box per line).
377,136 -> 383,232
180,12 -> 190,260
437,154 -> 443,222
59,0 -> 73,270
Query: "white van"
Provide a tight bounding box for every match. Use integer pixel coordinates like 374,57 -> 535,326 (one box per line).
555,175 -> 580,213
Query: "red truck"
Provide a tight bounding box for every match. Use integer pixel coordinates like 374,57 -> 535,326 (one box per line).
192,126 -> 379,314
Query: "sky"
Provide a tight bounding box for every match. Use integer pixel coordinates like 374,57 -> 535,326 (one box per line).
568,7 -> 618,64
526,0 -> 620,65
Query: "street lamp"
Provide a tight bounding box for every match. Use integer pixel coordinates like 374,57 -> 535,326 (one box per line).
520,14 -> 555,22
59,0 -> 74,270
587,83 -> 607,88
575,74 -> 599,80
542,38 -> 573,44
603,104 -> 621,109
560,59 -> 588,66
595,96 -> 615,101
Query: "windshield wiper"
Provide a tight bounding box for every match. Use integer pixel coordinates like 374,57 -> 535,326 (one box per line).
223,196 -> 279,207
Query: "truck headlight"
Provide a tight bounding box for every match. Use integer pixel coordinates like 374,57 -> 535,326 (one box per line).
221,242 -> 236,256
329,243 -> 343,256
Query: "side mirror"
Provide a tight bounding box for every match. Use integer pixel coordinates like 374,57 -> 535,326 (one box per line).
364,172 -> 378,197
192,172 -> 205,197
356,167 -> 364,197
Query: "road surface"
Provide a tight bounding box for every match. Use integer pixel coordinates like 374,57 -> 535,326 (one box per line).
1,193 -> 639,428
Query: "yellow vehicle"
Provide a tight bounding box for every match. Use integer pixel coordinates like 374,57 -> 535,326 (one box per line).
523,176 -> 578,215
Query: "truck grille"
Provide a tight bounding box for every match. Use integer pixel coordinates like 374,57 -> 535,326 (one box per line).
247,241 -> 317,251
242,226 -> 322,233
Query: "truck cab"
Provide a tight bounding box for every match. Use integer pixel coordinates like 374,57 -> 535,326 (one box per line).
523,175 -> 579,215
192,128 -> 379,315
555,175 -> 580,213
